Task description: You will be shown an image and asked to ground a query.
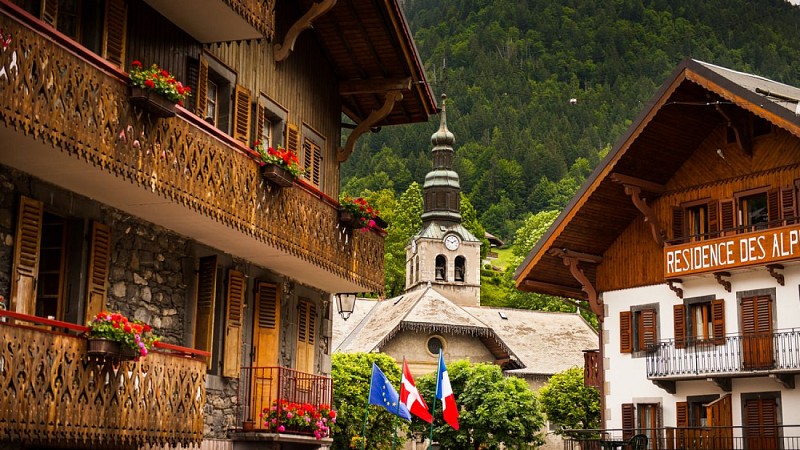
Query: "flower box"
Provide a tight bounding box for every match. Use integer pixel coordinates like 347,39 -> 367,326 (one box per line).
87,337 -> 137,361
129,86 -> 176,118
261,163 -> 295,188
339,210 -> 365,229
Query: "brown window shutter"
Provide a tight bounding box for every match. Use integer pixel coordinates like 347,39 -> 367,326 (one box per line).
621,403 -> 635,441
253,281 -> 280,368
255,103 -> 266,145
671,206 -> 683,242
195,57 -> 209,117
676,401 -> 688,445
296,299 -> 316,373
285,123 -> 300,154
85,221 -> 111,323
673,304 -> 686,349
781,186 -> 797,225
767,188 -> 780,227
223,269 -> 246,378
102,0 -> 127,68
194,255 -> 218,367
707,199 -> 719,238
620,311 -> 632,353
711,299 -> 725,345
719,199 -> 735,234
40,0 -> 57,26
303,139 -> 322,187
10,196 -> 44,315
640,308 -> 657,350
233,85 -> 252,144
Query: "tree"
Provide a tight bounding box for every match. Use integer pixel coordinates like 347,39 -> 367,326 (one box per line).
331,353 -> 409,450
538,367 -> 601,437
383,183 -> 424,296
415,360 -> 545,450
460,193 -> 489,260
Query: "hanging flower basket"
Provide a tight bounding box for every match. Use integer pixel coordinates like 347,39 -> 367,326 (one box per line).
129,86 -> 177,118
87,337 -> 137,361
339,210 -> 364,229
261,163 -> 295,188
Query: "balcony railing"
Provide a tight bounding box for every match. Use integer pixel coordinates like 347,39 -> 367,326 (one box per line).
0,4 -> 384,292
237,366 -> 333,436
646,329 -> 800,380
583,349 -> 601,388
0,311 -> 208,448
562,426 -> 800,450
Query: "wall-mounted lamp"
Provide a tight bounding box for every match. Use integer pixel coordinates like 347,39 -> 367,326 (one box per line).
335,293 -> 357,320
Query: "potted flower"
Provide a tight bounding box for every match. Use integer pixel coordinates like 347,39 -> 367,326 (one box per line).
260,399 -> 336,439
86,311 -> 159,361
128,60 -> 191,118
254,141 -> 305,188
338,195 -> 385,231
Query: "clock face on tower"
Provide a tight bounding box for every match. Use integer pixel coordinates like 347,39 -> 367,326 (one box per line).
444,234 -> 461,251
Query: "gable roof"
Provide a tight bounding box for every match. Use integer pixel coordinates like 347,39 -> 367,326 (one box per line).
514,58 -> 800,299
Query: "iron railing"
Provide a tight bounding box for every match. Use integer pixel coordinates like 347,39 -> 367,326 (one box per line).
562,426 -> 800,450
237,366 -> 333,435
646,329 -> 800,379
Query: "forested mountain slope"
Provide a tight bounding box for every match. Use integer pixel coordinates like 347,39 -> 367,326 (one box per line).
341,0 -> 800,240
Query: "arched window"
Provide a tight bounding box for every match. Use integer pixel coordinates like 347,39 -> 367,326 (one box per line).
435,255 -> 447,281
408,258 -> 414,286
454,256 -> 466,282
415,256 -> 420,282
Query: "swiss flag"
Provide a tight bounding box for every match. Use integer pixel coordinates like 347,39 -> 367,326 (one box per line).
436,353 -> 459,430
400,360 -> 433,423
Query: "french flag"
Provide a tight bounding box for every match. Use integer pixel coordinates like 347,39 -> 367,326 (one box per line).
436,352 -> 459,430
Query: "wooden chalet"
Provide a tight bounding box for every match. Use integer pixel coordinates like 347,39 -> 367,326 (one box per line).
515,58 -> 800,449
0,1 -> 434,449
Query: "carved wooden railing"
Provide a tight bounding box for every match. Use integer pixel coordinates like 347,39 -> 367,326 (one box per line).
0,312 -> 207,448
224,0 -> 276,40
583,349 -> 601,388
0,5 -> 384,292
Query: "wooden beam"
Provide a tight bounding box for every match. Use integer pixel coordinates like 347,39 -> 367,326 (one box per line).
340,78 -> 411,96
549,248 -> 603,264
610,175 -> 666,246
338,90 -> 403,162
520,280 -> 588,301
610,173 -> 665,194
273,0 -> 337,62
548,248 -> 603,319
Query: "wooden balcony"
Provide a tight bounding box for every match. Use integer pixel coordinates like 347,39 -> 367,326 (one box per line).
0,4 -> 384,294
143,0 -> 274,42
0,311 -> 207,449
583,349 -> 601,388
646,330 -> 800,392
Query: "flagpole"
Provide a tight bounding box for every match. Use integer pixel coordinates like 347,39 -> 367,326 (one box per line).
362,364 -> 375,450
428,350 -> 442,450
393,357 -> 405,450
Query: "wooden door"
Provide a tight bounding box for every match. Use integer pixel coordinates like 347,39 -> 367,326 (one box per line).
250,281 -> 280,426
705,394 -> 732,450
744,397 -> 779,450
741,295 -> 774,370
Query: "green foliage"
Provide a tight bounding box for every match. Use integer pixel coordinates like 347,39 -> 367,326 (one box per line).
383,183 -> 423,296
331,353 -> 408,449
459,193 -> 490,260
538,367 -> 601,437
415,360 -> 545,450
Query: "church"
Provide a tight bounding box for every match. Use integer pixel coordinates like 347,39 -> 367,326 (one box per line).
333,96 -> 598,391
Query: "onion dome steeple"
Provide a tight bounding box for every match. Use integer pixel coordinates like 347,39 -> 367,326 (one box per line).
421,95 -> 462,224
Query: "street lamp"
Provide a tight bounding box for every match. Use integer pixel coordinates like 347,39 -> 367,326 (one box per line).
335,293 -> 357,320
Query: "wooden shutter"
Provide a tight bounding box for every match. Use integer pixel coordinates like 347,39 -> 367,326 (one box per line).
719,199 -> 735,234
102,0 -> 127,68
223,269 -> 246,378
303,139 -> 322,187
767,188 -> 780,227
621,403 -> 635,441
671,206 -> 683,242
676,401 -> 688,447
711,299 -> 726,345
781,186 -> 796,225
741,295 -> 774,369
296,299 -> 316,374
85,221 -> 111,323
620,311 -> 632,353
40,0 -> 57,26
194,255 -> 218,367
253,281 -> 280,367
255,103 -> 266,145
233,85 -> 251,144
673,304 -> 686,349
707,199 -> 719,238
285,123 -> 299,154
10,196 -> 43,315
640,308 -> 657,350
195,57 -> 209,117
744,397 -> 779,450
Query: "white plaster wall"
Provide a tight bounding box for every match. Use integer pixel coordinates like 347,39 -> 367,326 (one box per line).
604,263 -> 800,432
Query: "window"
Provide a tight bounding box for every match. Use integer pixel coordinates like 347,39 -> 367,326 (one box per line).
435,255 -> 447,281
687,204 -> 708,241
672,199 -> 718,243
427,336 -> 445,355
205,79 -> 219,125
674,296 -> 725,348
454,256 -> 465,282
739,192 -> 768,230
622,402 -> 662,444
255,95 -> 287,149
302,124 -> 325,188
194,55 -> 237,135
415,256 -> 420,283
620,304 -> 658,355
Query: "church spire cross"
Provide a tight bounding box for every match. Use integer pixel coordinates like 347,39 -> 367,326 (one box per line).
421,94 -> 462,224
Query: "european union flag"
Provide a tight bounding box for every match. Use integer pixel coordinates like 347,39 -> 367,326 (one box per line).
368,363 -> 412,420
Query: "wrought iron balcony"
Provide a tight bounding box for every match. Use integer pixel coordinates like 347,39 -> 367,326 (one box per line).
235,366 -> 333,442
0,4 -> 384,293
646,329 -> 800,392
562,426 -> 800,450
0,311 -> 208,448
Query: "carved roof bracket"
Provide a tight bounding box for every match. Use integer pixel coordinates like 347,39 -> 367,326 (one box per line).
549,248 -> 604,319
666,278 -> 683,299
611,174 -> 666,246
713,271 -> 732,292
713,99 -> 752,156
338,90 -> 404,162
767,264 -> 785,286
273,0 -> 337,62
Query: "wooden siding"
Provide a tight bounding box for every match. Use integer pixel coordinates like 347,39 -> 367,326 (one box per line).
597,125 -> 800,292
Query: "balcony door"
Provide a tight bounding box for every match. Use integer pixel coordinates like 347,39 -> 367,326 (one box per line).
740,295 -> 774,370
744,396 -> 779,450
250,281 -> 280,427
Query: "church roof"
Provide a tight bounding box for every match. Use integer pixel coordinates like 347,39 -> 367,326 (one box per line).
417,221 -> 480,242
